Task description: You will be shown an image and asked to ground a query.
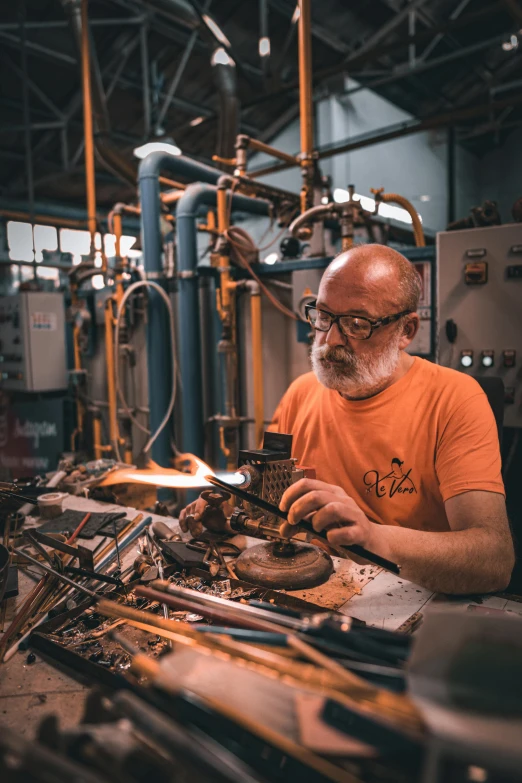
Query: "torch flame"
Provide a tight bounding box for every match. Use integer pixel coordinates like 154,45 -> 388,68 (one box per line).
99,454 -> 245,490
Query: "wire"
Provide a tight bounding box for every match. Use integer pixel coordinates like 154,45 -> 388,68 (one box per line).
114,280 -> 178,456
224,225 -> 298,320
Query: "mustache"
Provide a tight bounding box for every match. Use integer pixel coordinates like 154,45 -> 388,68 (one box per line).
313,345 -> 356,364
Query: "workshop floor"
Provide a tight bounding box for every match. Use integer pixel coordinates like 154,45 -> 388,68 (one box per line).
0,651 -> 87,737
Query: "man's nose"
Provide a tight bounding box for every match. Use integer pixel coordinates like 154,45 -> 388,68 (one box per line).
325,320 -> 346,347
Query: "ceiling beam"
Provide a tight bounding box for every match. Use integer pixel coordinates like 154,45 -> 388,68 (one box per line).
249,92 -> 522,178
0,31 -> 76,64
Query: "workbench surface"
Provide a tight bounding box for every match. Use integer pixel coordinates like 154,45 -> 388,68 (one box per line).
2,494 -> 521,738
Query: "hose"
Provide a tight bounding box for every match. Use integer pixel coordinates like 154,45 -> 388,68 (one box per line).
373,191 -> 425,247
114,281 -> 177,456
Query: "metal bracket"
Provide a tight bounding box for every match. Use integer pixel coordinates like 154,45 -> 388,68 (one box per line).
29,529 -> 94,571
177,270 -> 198,279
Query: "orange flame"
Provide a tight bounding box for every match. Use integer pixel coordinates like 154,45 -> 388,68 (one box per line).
100,454 -> 216,489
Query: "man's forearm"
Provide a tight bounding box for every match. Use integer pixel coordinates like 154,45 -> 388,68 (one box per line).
366,524 -> 514,594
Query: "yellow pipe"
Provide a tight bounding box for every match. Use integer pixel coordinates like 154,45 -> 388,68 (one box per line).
247,137 -> 298,165
80,0 -> 97,258
216,186 -> 233,314
371,189 -> 425,247
113,211 -> 122,259
0,209 -> 87,230
250,287 -> 264,449
104,300 -> 120,453
93,416 -> 102,460
298,0 -> 314,212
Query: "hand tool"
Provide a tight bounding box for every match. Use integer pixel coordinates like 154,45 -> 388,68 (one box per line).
205,474 -> 401,575
29,528 -> 94,571
0,511 -> 98,661
136,582 -> 409,664
12,549 -> 99,599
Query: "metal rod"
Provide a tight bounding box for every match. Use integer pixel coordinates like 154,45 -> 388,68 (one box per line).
19,2 -> 35,279
297,0 -> 314,212
251,92 -> 522,177
0,17 -> 145,31
80,0 -> 97,257
140,24 -> 151,140
112,518 -> 121,571
12,549 -> 98,598
155,22 -> 201,134
250,285 -> 264,449
205,474 -> 401,575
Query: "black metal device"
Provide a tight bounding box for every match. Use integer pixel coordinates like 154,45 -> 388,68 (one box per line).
206,475 -> 401,576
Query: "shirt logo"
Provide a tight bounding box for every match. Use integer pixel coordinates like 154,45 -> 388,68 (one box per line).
363,458 -> 417,499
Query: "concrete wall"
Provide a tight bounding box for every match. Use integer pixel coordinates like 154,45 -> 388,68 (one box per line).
478,126 -> 522,223
249,78 -> 483,234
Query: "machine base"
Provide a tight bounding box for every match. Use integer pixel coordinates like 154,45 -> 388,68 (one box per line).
234,541 -> 334,590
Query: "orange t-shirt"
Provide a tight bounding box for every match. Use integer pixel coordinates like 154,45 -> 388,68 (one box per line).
270,358 -> 504,532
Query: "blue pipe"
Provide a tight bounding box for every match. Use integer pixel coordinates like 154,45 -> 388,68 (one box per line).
138,154 -> 222,467
176,183 -> 270,457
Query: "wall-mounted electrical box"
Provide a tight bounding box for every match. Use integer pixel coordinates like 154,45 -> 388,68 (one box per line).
438,224 -> 522,428
0,292 -> 67,392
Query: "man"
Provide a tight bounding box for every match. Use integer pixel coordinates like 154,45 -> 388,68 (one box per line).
182,245 -> 514,595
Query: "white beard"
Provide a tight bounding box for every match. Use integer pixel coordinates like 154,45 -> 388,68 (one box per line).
310,330 -> 403,399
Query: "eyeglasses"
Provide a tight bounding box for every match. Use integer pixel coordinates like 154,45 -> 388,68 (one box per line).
304,300 -> 412,341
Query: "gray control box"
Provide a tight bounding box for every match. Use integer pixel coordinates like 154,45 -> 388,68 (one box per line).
0,292 -> 67,391
437,224 -> 522,428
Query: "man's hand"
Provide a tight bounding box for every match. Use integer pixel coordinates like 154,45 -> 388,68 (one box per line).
279,478 -> 376,550
179,496 -> 234,538
179,497 -> 207,538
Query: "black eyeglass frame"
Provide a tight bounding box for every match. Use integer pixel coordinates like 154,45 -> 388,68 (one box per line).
304,300 -> 413,340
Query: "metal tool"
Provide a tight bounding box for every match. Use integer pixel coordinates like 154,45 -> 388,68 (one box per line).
12,549 -> 98,599
205,474 -> 401,575
29,528 -> 94,571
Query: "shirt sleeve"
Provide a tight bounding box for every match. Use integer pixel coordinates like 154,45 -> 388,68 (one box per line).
435,391 -> 505,502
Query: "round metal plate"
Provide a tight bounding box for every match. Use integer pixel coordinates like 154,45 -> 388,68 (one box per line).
234,542 -> 334,589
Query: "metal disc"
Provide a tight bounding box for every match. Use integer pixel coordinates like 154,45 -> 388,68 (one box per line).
234,542 -> 333,589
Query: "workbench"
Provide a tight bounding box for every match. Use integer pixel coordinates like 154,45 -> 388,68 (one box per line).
1,494 -> 521,740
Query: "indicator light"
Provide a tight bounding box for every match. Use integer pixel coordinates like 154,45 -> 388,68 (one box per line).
460,350 -> 473,368
481,350 -> 494,368
502,350 -> 516,368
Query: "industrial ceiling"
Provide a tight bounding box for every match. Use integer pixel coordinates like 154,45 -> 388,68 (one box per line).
1,0 -> 521,209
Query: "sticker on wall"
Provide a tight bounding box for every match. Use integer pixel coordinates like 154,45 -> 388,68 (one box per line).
31,312 -> 57,331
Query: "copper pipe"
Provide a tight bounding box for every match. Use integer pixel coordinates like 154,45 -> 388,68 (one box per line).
113,211 -> 122,259
159,176 -> 186,191
371,189 -> 425,247
160,189 -> 185,206
71,318 -> 84,451
298,0 -> 314,212
104,300 -> 120,454
0,209 -> 87,230
92,415 -> 103,460
246,137 -> 297,165
216,185 -> 233,313
80,0 -> 97,258
250,285 -> 264,449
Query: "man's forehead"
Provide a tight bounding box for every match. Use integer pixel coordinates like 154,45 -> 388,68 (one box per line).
318,261 -> 400,312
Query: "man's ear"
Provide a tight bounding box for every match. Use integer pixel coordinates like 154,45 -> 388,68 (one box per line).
399,313 -> 420,350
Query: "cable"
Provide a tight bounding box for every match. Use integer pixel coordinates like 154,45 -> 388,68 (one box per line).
224,225 -> 298,320
114,280 -> 177,456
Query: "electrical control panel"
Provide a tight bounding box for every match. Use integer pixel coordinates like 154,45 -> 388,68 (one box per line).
437,224 -> 522,428
0,292 -> 67,392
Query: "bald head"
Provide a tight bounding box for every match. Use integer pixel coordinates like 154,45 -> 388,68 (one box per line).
321,245 -> 421,314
